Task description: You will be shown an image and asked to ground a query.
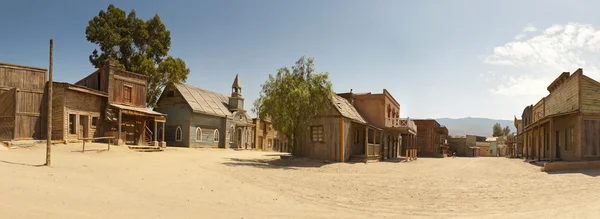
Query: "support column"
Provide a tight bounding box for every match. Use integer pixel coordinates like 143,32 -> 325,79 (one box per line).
153,119 -> 158,147
549,119 -> 554,162
161,122 -> 166,147
365,127 -> 369,157
117,109 -> 122,145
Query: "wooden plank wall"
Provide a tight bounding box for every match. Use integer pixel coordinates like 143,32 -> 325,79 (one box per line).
532,99 -> 545,123
63,88 -> 105,140
51,84 -> 65,140
582,119 -> 600,158
0,64 -> 48,140
75,67 -> 109,92
0,88 -> 16,140
580,76 -> 600,114
109,67 -> 147,107
545,73 -> 579,116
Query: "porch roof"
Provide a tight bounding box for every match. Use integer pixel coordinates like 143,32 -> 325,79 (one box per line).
523,109 -> 579,131
110,103 -> 166,118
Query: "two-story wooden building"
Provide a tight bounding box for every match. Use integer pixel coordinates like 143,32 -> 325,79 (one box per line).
413,119 -> 449,157
338,89 -> 418,160
520,68 -> 600,162
65,61 -> 167,146
0,62 -> 48,141
295,93 -> 383,162
154,75 -> 254,148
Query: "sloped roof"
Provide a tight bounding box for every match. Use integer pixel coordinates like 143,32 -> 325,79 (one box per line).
332,95 -> 366,124
232,74 -> 241,88
486,137 -> 497,142
174,83 -> 231,117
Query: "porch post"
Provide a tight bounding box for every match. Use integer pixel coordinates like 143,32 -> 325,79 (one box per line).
162,122 -> 165,146
117,109 -> 122,145
549,119 -> 554,162
365,127 -> 369,156
153,119 -> 158,147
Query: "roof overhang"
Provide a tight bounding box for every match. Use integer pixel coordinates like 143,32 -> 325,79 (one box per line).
110,103 -> 166,119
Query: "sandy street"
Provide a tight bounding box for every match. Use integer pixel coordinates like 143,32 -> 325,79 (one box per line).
1,143 -> 600,219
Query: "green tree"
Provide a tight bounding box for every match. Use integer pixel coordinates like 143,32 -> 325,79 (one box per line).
85,4 -> 190,107
492,123 -> 503,137
253,56 -> 333,155
503,126 -> 511,137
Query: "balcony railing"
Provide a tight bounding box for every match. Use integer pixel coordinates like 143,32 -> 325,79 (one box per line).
385,118 -> 417,131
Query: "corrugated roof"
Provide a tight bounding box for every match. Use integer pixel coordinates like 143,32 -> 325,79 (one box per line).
175,83 -> 231,117
332,94 -> 366,124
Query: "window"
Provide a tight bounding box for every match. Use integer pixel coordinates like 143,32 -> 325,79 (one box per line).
123,85 -> 132,103
175,126 -> 182,142
91,116 -> 98,128
195,127 -> 202,142
311,126 -> 324,142
69,114 -> 77,135
354,128 -> 360,144
213,129 -> 219,142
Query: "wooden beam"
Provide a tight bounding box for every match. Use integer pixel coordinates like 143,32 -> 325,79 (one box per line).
365,127 -> 368,157
46,39 -> 53,167
550,119 -> 554,162
13,88 -> 18,140
118,110 -> 122,145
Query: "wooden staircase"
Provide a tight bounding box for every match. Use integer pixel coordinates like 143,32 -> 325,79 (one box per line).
128,125 -> 163,152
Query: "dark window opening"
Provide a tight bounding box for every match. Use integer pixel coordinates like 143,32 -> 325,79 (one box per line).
124,86 -> 132,103
69,114 -> 76,135
91,117 -> 98,127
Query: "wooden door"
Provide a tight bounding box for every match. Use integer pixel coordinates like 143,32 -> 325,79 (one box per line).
79,115 -> 89,139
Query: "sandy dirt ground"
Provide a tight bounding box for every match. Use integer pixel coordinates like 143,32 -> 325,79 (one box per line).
2,143 -> 600,219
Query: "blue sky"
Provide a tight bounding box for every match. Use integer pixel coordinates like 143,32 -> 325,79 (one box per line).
2,0 -> 599,120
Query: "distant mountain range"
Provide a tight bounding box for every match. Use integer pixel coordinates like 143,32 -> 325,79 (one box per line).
426,117 -> 514,137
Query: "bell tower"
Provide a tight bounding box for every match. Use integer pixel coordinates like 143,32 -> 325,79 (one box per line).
229,74 -> 244,112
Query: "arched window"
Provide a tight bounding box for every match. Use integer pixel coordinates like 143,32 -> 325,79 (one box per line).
213,129 -> 219,142
175,126 -> 182,142
195,127 -> 202,142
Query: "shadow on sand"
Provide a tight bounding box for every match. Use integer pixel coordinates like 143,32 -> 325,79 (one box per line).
71,149 -> 109,153
221,155 -> 332,169
546,169 -> 600,177
0,159 -> 45,167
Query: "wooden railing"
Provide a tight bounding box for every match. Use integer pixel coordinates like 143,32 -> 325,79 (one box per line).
367,143 -> 381,156
80,137 -> 115,152
386,118 -> 401,127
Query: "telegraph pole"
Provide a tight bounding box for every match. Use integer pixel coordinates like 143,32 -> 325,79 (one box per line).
46,39 -> 53,167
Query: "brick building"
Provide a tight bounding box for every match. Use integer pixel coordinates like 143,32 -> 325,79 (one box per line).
413,119 -> 448,157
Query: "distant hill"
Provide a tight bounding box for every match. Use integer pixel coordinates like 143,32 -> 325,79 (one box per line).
428,117 -> 514,137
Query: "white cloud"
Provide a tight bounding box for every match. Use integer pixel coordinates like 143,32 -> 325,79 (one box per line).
522,25 -> 537,32
483,22 -> 600,97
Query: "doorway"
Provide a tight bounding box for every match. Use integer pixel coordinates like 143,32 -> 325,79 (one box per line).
79,115 -> 89,139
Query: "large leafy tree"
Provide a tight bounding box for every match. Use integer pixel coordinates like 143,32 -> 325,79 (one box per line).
492,123 -> 504,137
85,4 -> 190,107
253,56 -> 333,155
502,126 -> 511,137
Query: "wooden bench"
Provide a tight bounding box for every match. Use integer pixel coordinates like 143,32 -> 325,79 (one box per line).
79,137 -> 115,152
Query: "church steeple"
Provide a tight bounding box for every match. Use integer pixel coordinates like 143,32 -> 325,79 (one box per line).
232,74 -> 242,97
229,74 -> 245,112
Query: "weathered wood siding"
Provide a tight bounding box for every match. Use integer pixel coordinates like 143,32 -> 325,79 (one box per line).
75,67 -> 109,92
545,73 -> 580,116
154,103 -> 192,147
63,88 -> 104,140
580,76 -> 600,114
189,113 -> 226,148
347,121 -> 366,157
532,99 -> 545,123
297,116 -> 340,161
109,67 -> 147,107
0,88 -> 16,140
553,114 -> 580,161
51,84 -> 65,140
0,63 -> 47,140
582,117 -> 600,159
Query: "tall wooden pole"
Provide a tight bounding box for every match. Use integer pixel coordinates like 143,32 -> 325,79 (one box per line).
46,39 -> 53,167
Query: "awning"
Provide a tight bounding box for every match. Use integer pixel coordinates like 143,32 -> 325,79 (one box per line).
110,103 -> 166,120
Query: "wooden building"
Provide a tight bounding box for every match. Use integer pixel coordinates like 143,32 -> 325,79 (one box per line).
338,89 -> 418,160
296,94 -> 382,162
520,68 -> 600,162
0,62 -> 48,141
449,135 -> 486,157
154,75 -> 254,148
69,61 -> 166,146
252,117 -> 288,152
413,119 -> 449,158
